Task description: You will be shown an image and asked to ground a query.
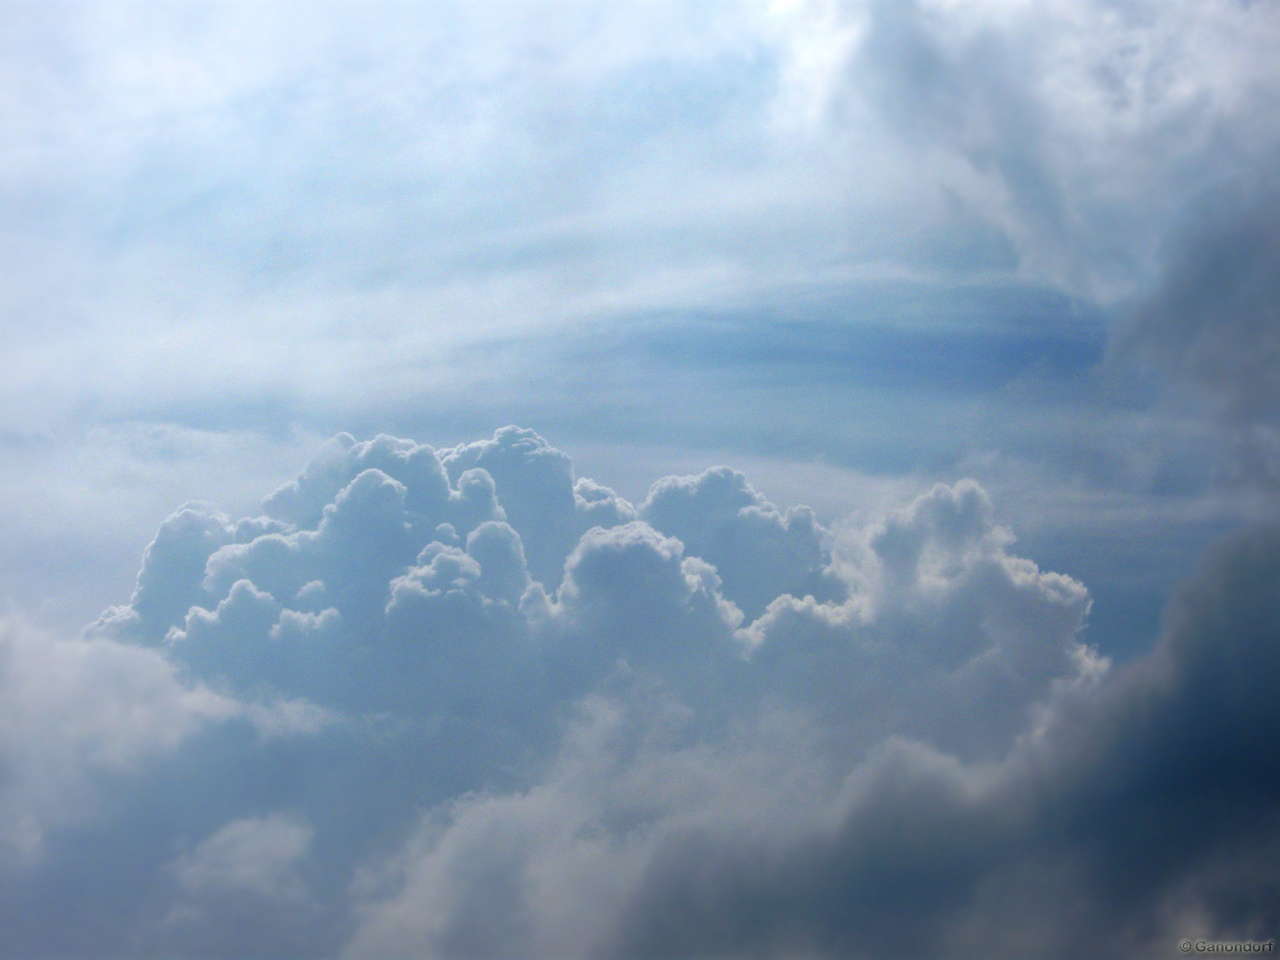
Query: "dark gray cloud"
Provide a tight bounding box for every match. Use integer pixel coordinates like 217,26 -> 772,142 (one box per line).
1124,180 -> 1280,491
603,528 -> 1280,959
1128,182 -> 1280,422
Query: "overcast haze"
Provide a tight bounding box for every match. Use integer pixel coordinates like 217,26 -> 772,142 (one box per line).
2,2 -> 1279,958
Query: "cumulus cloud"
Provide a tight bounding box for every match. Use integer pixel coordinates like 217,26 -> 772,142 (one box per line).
349,523 -> 1280,960
745,479 -> 1097,760
6,427 -> 1277,958
88,428 -> 1093,745
639,465 -> 843,620
599,525 -> 1280,960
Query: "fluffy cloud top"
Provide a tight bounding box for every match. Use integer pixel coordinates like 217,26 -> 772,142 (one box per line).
4,427 -> 1275,958
89,427 -> 1093,749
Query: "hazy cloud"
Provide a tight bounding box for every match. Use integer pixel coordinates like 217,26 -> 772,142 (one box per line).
1125,179 -> 1280,491
0,615 -> 236,863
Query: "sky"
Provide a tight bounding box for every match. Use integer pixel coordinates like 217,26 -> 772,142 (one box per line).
1,1 -> 1278,958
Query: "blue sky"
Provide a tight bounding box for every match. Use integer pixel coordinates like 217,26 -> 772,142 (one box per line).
2,2 -> 1279,958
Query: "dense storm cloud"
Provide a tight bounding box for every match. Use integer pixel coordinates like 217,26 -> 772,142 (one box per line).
0,428 -> 1274,958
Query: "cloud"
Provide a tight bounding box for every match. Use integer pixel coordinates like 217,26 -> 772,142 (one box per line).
638,465 -> 843,620
350,523 -> 1280,960
610,524 -> 1280,959
0,614 -> 237,862
90,428 -> 1090,747
1123,179 -> 1280,491
819,0 -> 1280,294
345,688 -> 833,960
1130,185 -> 1280,422
5,1 -> 1280,955
9,0 -> 1279,448
744,479 -> 1096,760
152,814 -> 320,960
6,427 -> 1278,958
173,814 -> 313,902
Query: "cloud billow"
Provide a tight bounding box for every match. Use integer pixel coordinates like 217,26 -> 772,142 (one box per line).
2,427 -> 1277,958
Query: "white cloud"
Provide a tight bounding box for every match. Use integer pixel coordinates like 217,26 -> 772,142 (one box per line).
638,465 -> 842,619
743,479 -> 1098,760
100,429 -> 1090,754
174,814 -> 313,901
153,813 -> 321,958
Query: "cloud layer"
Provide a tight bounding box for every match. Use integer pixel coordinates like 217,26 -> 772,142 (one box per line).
4,0 -> 1280,434
2,3 -> 1279,957
2,427 -> 1276,958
